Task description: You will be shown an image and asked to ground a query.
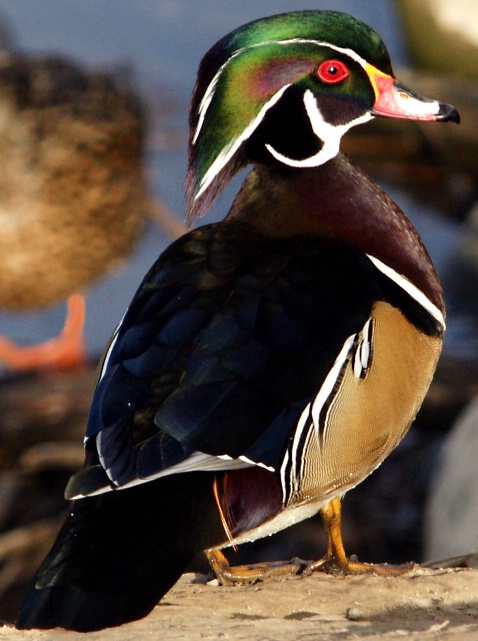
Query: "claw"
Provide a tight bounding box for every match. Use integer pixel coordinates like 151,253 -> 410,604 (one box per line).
206,549 -> 306,585
309,497 -> 416,576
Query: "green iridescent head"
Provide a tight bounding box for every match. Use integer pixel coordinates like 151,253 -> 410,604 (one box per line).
186,10 -> 458,220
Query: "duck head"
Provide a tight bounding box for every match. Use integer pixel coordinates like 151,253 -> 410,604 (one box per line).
186,10 -> 459,220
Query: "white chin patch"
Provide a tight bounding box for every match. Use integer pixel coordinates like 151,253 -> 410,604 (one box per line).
266,89 -> 373,168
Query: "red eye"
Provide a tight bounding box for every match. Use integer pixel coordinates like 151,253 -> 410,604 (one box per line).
317,59 -> 350,84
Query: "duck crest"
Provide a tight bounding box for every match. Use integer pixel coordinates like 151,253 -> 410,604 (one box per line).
187,11 -> 457,223
186,10 -> 393,220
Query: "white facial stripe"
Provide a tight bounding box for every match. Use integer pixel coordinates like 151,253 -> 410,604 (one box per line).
192,38 -> 374,194
195,83 -> 291,199
265,90 -> 373,168
264,143 -> 326,168
305,89 -> 374,142
193,72 -> 222,145
193,50 -> 244,145
367,255 -> 446,329
275,38 -> 367,67
192,38 -> 368,144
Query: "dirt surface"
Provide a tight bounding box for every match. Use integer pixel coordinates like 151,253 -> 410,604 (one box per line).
2,566 -> 477,640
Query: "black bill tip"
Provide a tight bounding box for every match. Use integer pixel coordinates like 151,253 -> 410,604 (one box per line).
438,103 -> 461,124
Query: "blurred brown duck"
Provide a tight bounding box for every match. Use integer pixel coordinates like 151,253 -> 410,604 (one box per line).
0,53 -> 148,370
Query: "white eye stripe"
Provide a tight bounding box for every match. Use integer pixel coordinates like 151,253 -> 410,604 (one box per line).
193,72 -> 222,145
192,39 -> 367,148
276,39 -> 367,65
195,83 -> 291,199
197,82 -> 374,197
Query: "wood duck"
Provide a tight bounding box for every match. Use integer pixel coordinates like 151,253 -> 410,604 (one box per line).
16,10 -> 459,631
0,55 -> 146,370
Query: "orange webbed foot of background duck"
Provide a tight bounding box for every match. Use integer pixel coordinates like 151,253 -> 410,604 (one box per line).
0,294 -> 87,371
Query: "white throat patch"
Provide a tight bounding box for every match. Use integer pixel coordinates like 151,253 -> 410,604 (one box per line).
265,89 -> 373,168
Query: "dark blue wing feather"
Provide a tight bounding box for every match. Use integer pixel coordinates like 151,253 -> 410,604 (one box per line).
72,222 -> 398,496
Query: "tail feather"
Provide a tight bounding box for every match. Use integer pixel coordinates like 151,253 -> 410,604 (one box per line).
16,473 -> 224,631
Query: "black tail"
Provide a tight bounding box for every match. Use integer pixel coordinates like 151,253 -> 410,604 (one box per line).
16,472 -> 224,631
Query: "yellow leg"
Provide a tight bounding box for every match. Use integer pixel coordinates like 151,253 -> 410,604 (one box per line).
308,497 -> 415,576
206,549 -> 307,586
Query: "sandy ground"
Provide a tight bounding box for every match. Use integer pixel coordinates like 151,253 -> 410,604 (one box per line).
2,566 -> 477,640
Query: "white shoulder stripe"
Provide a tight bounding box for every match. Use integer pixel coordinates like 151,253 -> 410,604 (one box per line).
367,255 -> 445,329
